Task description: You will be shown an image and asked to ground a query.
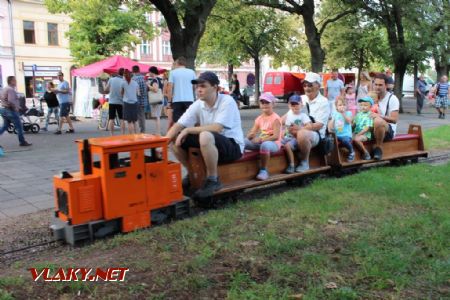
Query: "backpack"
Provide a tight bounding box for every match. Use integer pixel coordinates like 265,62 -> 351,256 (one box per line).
306,102 -> 335,156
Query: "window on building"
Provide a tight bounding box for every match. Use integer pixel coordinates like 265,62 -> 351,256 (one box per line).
48,23 -> 58,46
162,40 -> 171,55
23,21 -> 35,44
140,40 -> 152,55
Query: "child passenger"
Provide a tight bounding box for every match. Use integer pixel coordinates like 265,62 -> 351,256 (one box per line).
245,92 -> 282,180
345,86 -> 358,116
353,96 -> 374,160
368,91 -> 379,113
281,95 -> 311,173
328,96 -> 355,162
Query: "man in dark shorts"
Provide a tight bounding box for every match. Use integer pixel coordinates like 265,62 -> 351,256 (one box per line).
372,73 -> 400,160
105,68 -> 125,135
54,72 -> 74,134
166,72 -> 244,198
166,57 -> 196,123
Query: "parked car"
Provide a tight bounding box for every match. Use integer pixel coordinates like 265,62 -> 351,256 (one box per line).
263,71 -> 305,101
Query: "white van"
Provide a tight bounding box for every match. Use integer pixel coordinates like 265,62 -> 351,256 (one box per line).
402,74 -> 434,97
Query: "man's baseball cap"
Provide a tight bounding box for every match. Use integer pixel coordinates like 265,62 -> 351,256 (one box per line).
303,72 -> 321,85
191,71 -> 220,85
358,96 -> 374,106
259,92 -> 277,103
57,71 -> 64,76
288,94 -> 301,104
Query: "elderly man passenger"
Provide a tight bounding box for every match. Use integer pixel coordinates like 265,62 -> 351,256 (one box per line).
296,72 -> 330,172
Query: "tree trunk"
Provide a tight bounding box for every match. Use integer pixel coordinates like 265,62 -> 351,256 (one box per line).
302,1 -> 325,72
151,0 -> 217,70
413,61 -> 418,95
228,63 -> 234,90
393,62 -> 408,113
434,57 -> 449,80
355,49 -> 364,98
254,55 -> 261,102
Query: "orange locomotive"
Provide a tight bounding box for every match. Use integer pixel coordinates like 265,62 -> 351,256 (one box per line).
51,134 -> 189,245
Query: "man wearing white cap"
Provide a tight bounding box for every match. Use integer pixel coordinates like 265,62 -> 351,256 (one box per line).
296,72 -> 330,172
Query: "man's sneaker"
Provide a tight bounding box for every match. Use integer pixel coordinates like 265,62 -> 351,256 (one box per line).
256,169 -> 269,180
285,165 -> 295,174
362,152 -> 371,160
295,161 -> 310,173
42,128 -> 48,132
54,130 -> 62,135
373,147 -> 383,160
66,129 -> 75,133
20,141 -> 32,147
193,178 -> 223,198
347,152 -> 355,162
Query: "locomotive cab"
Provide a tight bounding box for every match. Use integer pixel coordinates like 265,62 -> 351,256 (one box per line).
51,134 -> 189,245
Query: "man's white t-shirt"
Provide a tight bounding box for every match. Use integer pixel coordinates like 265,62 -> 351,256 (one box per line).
378,92 -> 400,135
301,93 -> 330,138
178,93 -> 245,152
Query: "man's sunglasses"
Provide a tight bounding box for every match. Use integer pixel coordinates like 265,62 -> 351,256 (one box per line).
303,81 -> 314,88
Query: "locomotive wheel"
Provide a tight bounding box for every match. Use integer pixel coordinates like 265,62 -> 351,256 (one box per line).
31,124 -> 40,133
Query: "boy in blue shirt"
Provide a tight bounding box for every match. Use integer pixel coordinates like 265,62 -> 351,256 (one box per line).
328,96 -> 354,161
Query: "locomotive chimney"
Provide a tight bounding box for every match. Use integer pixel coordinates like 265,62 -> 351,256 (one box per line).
82,139 -> 92,175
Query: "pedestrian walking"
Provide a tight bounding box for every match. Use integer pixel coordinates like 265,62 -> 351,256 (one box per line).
54,72 -> 74,134
434,75 -> 449,119
131,65 -> 149,133
416,75 -> 427,115
0,76 -> 32,146
42,82 -> 59,131
105,68 -> 125,135
166,57 -> 196,123
121,69 -> 140,133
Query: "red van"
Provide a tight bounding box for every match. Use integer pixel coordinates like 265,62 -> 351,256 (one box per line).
263,72 -> 306,101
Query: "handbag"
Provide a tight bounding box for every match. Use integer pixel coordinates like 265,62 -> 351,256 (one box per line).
306,102 -> 335,156
148,78 -> 163,105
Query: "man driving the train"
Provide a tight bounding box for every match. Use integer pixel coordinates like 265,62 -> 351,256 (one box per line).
165,71 -> 244,198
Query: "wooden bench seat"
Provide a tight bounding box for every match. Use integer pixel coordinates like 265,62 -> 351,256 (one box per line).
188,145 -> 329,195
328,124 -> 428,168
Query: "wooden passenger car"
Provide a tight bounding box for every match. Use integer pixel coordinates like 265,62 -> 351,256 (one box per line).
187,146 -> 330,197
328,124 -> 428,168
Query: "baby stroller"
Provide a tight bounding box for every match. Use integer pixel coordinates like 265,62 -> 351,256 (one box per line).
7,95 -> 41,134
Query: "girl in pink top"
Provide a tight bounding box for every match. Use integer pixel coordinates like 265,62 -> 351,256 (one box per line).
245,92 -> 282,180
345,86 -> 358,116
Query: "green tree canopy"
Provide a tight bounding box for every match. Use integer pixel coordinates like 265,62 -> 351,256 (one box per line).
45,0 -> 154,66
199,0 -> 290,99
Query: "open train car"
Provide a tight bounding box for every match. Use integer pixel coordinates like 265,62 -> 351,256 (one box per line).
328,124 -> 428,169
51,135 -> 189,245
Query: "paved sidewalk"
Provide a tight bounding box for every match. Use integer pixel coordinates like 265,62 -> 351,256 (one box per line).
0,97 -> 448,219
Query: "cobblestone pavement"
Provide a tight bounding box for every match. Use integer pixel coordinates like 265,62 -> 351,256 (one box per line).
0,97 -> 448,218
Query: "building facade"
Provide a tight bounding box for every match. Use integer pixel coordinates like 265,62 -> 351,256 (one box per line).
0,0 -> 15,89
11,0 -> 73,97
130,11 -> 255,90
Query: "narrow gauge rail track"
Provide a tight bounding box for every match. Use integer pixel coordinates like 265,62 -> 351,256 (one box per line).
2,152 -> 449,264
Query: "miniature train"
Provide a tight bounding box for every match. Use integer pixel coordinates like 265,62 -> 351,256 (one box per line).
51,124 -> 427,245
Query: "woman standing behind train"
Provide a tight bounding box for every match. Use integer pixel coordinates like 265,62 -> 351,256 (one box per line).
121,69 -> 140,134
357,71 -> 372,100
42,82 -> 59,131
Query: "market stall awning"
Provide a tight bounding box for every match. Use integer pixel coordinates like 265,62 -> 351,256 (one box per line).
71,55 -> 166,77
